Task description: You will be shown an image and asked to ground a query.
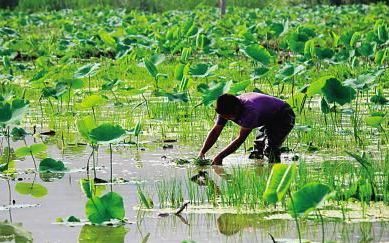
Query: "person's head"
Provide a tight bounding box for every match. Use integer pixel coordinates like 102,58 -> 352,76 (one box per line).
215,93 -> 242,120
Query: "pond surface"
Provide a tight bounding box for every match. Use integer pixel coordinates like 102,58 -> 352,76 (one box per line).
1,135 -> 389,243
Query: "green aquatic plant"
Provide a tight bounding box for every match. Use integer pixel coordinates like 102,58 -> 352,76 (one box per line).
0,221 -> 33,243
74,63 -> 100,93
193,158 -> 212,166
263,163 -> 297,204
137,186 -> 154,209
0,96 -> 29,171
80,177 -> 125,224
263,163 -> 332,243
85,191 -> 125,224
38,158 -> 67,173
15,182 -> 48,198
15,143 -> 47,170
288,183 -> 332,243
77,116 -> 126,181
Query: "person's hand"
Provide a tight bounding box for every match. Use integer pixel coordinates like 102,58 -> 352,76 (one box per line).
212,156 -> 223,165
198,152 -> 205,159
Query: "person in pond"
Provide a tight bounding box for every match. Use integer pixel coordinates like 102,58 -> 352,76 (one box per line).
198,92 -> 295,165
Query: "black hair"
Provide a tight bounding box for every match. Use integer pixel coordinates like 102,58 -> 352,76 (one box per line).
215,93 -> 241,115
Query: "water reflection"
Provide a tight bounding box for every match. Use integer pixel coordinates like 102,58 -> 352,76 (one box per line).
78,225 -> 128,243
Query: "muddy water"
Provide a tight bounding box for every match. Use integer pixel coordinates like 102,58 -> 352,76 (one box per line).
1,137 -> 389,243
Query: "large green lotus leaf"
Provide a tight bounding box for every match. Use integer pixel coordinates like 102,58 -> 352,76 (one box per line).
0,103 -> 12,123
242,44 -> 271,65
322,78 -> 356,105
15,144 -> 47,157
189,63 -> 217,78
9,99 -> 29,123
263,163 -> 296,204
288,183 -> 331,218
344,74 -> 376,90
86,197 -> 110,224
15,182 -> 48,198
77,95 -> 106,109
100,192 -> 125,219
74,63 -> 100,78
15,147 -> 31,157
11,127 -> 28,140
89,124 -> 125,144
79,225 -> 127,243
365,113 -> 385,128
250,67 -> 269,80
306,76 -> 330,96
202,80 -> 232,106
30,144 -> 47,155
62,78 -> 84,89
229,80 -> 251,95
356,42 -> 374,57
0,221 -> 33,243
85,192 -> 125,224
276,64 -> 305,81
315,47 -> 334,60
39,158 -> 67,172
77,116 -> 97,141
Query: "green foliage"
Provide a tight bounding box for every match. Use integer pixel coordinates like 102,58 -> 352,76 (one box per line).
15,182 -> 48,198
85,192 -> 125,224
0,98 -> 29,125
137,187 -> 154,209
89,124 -> 126,144
307,77 -> 356,106
288,183 -> 331,217
189,63 -> 217,78
77,95 -> 107,109
15,144 -> 47,157
242,44 -> 272,65
74,63 -> 100,78
263,163 -> 297,204
0,221 -> 33,243
39,158 -> 67,172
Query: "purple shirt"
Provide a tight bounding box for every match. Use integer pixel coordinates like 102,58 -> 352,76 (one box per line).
216,92 -> 287,128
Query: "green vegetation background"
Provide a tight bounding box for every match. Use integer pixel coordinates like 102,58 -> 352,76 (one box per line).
1,0 -> 388,11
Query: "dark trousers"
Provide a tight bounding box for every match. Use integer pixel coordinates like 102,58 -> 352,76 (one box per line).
253,104 -> 295,163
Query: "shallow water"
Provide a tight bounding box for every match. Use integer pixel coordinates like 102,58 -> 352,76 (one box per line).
1,136 -> 389,243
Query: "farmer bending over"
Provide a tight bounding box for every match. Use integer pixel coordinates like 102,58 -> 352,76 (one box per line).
198,92 -> 295,165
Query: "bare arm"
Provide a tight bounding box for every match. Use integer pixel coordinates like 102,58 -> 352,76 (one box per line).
213,127 -> 252,165
199,124 -> 224,157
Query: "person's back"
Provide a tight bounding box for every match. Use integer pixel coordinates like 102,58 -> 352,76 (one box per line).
199,92 -> 295,165
216,92 -> 287,128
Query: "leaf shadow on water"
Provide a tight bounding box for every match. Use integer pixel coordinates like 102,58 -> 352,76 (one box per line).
39,172 -> 65,182
78,225 -> 128,243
